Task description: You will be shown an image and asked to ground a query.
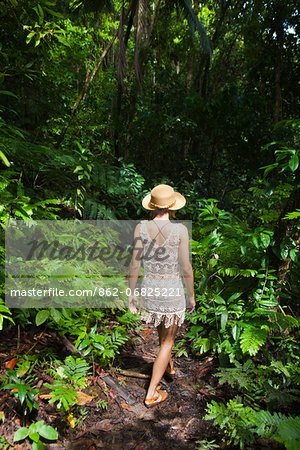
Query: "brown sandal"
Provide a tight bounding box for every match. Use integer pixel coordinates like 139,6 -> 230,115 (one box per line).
145,389 -> 168,408
165,367 -> 176,376
165,364 -> 180,378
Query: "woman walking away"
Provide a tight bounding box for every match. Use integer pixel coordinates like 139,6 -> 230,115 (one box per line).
128,184 -> 195,408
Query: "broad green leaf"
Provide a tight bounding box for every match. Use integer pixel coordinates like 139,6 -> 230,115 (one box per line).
39,424 -> 58,440
228,292 -> 241,302
220,312 -> 228,330
50,308 -> 61,323
214,296 -> 225,305
289,154 -> 299,172
32,441 -> 44,450
17,359 -> 31,377
0,150 -> 10,166
34,421 -> 45,432
17,383 -> 27,405
289,249 -> 298,262
35,310 -> 49,326
29,431 -> 40,442
29,423 -> 37,433
280,247 -> 289,260
38,4 -> 44,20
252,235 -> 259,248
14,427 -> 29,441
26,31 -> 35,44
260,233 -> 270,248
0,90 -> 18,98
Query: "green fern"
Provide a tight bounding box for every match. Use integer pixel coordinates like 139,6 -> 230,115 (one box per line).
283,209 -> 300,220
45,381 -> 78,411
275,416 -> 300,449
264,386 -> 300,407
253,409 -> 286,438
44,356 -> 90,411
268,313 -> 299,331
46,356 -> 90,388
239,326 -> 268,356
62,356 -> 90,388
216,367 -> 252,390
204,399 -> 300,449
204,399 -> 256,449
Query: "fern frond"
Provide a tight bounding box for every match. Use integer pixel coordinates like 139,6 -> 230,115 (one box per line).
239,327 -> 267,356
216,367 -> 252,390
265,386 -> 300,407
275,416 -> 300,447
268,312 -> 299,331
253,410 -> 286,438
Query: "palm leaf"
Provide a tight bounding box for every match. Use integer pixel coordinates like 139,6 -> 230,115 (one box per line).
179,0 -> 212,57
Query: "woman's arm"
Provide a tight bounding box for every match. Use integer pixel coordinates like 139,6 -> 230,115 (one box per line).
178,224 -> 195,313
128,223 -> 143,313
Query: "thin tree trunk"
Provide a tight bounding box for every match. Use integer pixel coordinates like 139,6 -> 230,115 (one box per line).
55,0 -> 137,148
186,0 -> 199,89
55,31 -> 119,147
273,2 -> 286,124
186,46 -> 193,89
113,1 -> 138,157
194,0 -> 238,96
124,0 -> 162,159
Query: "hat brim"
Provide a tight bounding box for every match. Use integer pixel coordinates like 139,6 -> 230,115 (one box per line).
142,191 -> 186,210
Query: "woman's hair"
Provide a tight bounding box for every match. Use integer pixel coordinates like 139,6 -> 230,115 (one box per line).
150,208 -> 172,219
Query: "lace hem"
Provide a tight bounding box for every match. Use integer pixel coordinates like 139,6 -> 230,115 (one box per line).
139,308 -> 185,328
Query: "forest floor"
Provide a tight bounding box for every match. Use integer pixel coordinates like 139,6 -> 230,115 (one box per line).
0,322 -> 273,449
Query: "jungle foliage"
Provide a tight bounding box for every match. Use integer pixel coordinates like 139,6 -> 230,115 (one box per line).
0,0 -> 299,448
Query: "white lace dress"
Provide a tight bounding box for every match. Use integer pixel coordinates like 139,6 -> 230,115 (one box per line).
138,220 -> 186,328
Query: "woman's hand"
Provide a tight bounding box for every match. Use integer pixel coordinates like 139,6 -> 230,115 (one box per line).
187,295 -> 196,314
128,294 -> 139,314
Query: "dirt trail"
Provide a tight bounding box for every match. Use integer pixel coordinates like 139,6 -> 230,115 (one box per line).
0,322 -> 224,449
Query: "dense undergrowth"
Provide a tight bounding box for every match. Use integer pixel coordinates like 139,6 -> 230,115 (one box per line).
1,120 -> 299,449
1,0 -> 299,448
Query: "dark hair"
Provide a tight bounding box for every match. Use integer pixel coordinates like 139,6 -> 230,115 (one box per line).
150,208 -> 171,219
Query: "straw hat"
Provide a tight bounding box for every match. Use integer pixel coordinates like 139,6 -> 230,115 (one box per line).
142,184 -> 186,210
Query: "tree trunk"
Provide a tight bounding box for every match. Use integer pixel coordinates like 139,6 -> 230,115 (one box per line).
194,0 -> 232,96
124,0 -> 162,158
113,1 -> 138,157
55,0 -> 137,148
273,2 -> 286,124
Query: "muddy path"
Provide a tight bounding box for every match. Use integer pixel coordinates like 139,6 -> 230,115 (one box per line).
0,322 -> 236,449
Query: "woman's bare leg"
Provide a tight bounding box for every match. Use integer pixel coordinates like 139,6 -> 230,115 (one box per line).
146,318 -> 178,399
157,322 -> 174,372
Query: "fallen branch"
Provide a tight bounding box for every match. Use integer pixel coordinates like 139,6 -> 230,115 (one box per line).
99,375 -> 136,405
113,369 -> 150,379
